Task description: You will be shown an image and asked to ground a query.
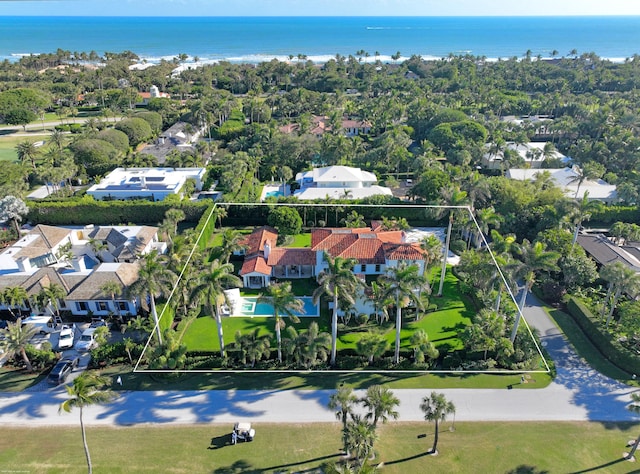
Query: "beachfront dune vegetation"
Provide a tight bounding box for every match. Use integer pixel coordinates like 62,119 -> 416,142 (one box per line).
0,48 -> 639,384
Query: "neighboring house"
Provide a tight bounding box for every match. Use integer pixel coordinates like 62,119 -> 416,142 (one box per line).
239,225 -> 426,289
134,85 -> 171,106
500,115 -> 555,140
577,233 -> 640,273
86,167 -> 206,201
280,115 -> 372,137
294,165 -> 393,201
506,167 -> 618,203
482,142 -> 567,169
139,121 -> 203,164
0,224 -> 166,317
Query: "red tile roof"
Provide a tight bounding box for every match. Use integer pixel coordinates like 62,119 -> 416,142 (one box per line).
311,227 -> 413,263
383,243 -> 425,260
239,256 -> 271,276
240,226 -> 278,256
267,248 -> 316,266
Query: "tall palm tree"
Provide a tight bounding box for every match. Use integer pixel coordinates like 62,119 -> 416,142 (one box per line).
361,384 -> 400,429
380,262 -> 428,364
258,281 -> 303,363
419,234 -> 443,292
328,384 -> 359,454
420,391 -> 456,455
129,250 -> 177,345
99,280 -> 122,321
473,206 -> 501,248
59,373 -> 116,474
0,319 -> 38,371
164,208 -> 185,236
234,329 -> 271,367
436,185 -> 469,296
567,192 -> 602,248
193,259 -> 242,357
509,240 -> 560,342
313,254 -> 362,365
38,283 -> 66,317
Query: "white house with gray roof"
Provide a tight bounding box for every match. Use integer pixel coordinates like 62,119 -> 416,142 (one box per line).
294,166 -> 392,200
0,224 -> 166,317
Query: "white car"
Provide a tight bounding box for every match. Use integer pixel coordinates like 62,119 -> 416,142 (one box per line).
75,327 -> 98,352
58,325 -> 75,350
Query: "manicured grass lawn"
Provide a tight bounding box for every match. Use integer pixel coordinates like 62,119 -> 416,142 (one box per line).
0,135 -> 23,161
0,421 -> 636,473
284,232 -> 311,247
546,307 -> 635,383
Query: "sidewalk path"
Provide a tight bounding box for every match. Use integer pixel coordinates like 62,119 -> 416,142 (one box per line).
0,293 -> 638,427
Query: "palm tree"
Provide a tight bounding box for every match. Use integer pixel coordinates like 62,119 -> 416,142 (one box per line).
294,321 -> 331,368
599,262 -> 640,328
0,319 -> 38,371
313,254 -> 362,366
361,384 -> 400,429
420,391 -> 456,455
509,240 -> 560,342
100,280 -> 122,321
356,331 -> 390,364
436,185 -> 469,296
473,207 -> 501,248
128,250 -> 177,345
328,384 -> 359,454
258,281 -> 303,363
218,228 -> 246,263
164,208 -> 185,236
38,283 -> 66,317
567,192 -> 602,248
1,286 -> 28,320
193,259 -> 242,357
380,262 -> 428,364
59,373 -> 117,474
15,140 -> 39,171
234,329 -> 271,367
344,415 -> 378,468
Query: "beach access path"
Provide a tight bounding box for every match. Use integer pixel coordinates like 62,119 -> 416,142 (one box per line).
0,292 -> 637,427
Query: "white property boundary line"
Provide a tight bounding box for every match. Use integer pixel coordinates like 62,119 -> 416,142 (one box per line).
133,202 -> 551,375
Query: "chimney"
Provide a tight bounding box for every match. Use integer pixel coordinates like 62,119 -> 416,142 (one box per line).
16,257 -> 32,272
71,256 -> 86,272
264,240 -> 271,259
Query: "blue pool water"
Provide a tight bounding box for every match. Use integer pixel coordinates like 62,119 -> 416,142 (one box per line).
265,190 -> 283,198
239,297 -> 318,317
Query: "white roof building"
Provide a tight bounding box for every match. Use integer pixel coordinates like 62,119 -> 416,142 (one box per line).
483,142 -> 567,169
294,166 -> 392,201
87,167 -> 206,202
506,167 -> 618,202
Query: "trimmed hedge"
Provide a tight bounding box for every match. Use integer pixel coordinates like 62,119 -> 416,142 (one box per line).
27,198 -> 210,226
590,206 -> 640,226
566,296 -> 640,375
193,202 -> 218,250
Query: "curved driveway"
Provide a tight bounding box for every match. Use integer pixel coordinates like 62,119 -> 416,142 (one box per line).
0,293 -> 638,426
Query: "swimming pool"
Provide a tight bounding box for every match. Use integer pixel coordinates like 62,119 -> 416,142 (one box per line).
265,190 -> 283,198
236,296 -> 318,317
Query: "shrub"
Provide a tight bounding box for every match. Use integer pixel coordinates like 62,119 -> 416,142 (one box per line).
134,111 -> 163,134
115,117 -> 153,147
97,128 -> 130,153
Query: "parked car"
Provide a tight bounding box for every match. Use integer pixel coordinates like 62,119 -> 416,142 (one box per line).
75,327 -> 98,352
89,317 -> 106,328
57,324 -> 75,350
47,357 -> 79,385
231,422 -> 255,444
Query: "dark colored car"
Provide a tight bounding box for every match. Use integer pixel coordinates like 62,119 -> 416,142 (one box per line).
47,357 -> 79,385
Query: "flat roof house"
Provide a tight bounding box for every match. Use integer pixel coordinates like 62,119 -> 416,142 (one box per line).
294,166 -> 393,201
86,167 -> 206,202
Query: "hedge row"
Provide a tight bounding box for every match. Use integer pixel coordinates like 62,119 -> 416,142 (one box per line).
590,205 -> 640,226
26,198 -> 210,226
192,202 -> 218,250
566,296 -> 640,375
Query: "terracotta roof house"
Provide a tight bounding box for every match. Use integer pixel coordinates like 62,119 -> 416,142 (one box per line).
0,224 -> 166,317
294,166 -> 393,201
239,225 -> 426,289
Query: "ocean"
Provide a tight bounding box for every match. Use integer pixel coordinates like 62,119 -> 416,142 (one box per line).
2,16 -> 640,64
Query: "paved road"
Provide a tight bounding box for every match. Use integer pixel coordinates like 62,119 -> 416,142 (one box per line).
0,293 -> 638,427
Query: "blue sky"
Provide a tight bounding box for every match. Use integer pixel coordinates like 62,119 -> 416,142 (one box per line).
0,0 -> 639,16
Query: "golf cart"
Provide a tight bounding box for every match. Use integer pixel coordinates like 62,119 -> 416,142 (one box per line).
231,422 -> 255,444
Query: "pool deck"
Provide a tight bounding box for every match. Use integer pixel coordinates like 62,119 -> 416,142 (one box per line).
260,183 -> 290,201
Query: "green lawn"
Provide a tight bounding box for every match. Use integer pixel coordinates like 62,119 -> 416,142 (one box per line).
0,421 -> 636,473
284,232 -> 311,247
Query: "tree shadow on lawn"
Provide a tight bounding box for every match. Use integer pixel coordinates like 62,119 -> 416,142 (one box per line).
212,460 -> 255,474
